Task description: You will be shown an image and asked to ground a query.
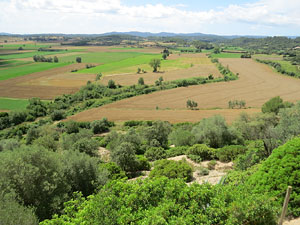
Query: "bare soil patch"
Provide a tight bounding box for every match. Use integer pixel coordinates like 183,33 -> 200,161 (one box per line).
0,63 -> 89,99
284,218 -> 300,225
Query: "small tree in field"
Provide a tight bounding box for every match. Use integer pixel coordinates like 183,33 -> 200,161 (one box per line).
149,59 -> 161,72
108,80 -> 116,89
76,57 -> 82,63
54,56 -> 58,63
138,77 -> 144,85
95,73 -> 102,81
162,53 -> 168,60
137,68 -> 141,74
186,100 -> 198,110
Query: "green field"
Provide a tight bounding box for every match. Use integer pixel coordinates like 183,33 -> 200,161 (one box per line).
211,52 -> 242,58
0,49 -> 81,60
0,62 -> 70,81
78,54 -> 201,75
0,98 -> 29,110
110,47 -> 145,50
78,54 -> 161,74
223,46 -> 245,51
59,51 -> 146,64
0,60 -> 32,68
0,43 -> 60,50
275,60 -> 300,76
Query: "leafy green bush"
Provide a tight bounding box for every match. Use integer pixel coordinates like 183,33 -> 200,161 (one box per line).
50,110 -> 65,121
217,145 -> 246,162
135,155 -> 151,171
187,154 -> 202,163
197,167 -> 209,176
207,160 -> 217,170
0,194 -> 38,225
144,147 -> 167,161
41,178 -> 278,225
187,144 -> 215,161
192,115 -> 243,148
149,159 -> 193,182
165,146 -> 189,157
247,137 -> 300,217
168,128 -> 195,146
90,118 -> 113,134
261,96 -> 285,114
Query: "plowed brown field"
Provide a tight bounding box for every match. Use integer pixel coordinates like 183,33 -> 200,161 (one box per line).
0,63 -> 93,99
70,58 -> 300,123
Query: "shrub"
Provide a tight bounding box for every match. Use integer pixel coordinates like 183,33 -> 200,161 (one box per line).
187,154 -> 202,163
98,162 -> 126,180
197,167 -> 209,176
135,155 -> 151,171
217,145 -> 246,162
138,77 -> 144,85
192,115 -> 243,148
207,160 -> 217,170
110,142 -> 137,172
169,129 -> 195,146
76,57 -> 81,63
107,80 -> 116,89
90,118 -> 113,134
165,146 -> 189,157
149,159 -> 193,182
144,147 -> 167,161
64,120 -> 80,134
187,144 -> 215,161
247,137 -> 300,217
50,110 -> 65,121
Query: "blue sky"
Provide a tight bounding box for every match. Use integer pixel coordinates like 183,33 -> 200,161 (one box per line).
0,0 -> 299,36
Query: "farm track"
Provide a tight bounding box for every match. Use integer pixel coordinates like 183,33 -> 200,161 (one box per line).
0,63 -> 88,99
70,58 -> 300,123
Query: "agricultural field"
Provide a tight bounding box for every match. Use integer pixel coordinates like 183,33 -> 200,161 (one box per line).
210,52 -> 242,58
0,98 -> 29,111
0,62 -> 70,81
100,54 -> 222,86
71,58 -> 300,123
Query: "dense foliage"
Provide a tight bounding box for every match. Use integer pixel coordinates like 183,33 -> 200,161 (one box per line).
149,159 -> 193,182
41,177 -> 278,225
247,137 -> 300,217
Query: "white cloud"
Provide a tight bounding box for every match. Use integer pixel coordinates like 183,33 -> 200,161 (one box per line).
0,0 -> 299,34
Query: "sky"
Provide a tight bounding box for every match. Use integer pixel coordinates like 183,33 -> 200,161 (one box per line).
0,0 -> 299,36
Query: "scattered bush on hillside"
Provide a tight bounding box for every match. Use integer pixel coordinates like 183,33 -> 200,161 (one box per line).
165,146 -> 189,157
192,115 -> 243,148
90,118 -> 114,134
187,144 -> 216,161
149,159 -> 193,182
50,110 -> 66,121
168,128 -> 195,146
216,145 -> 246,162
144,146 -> 167,161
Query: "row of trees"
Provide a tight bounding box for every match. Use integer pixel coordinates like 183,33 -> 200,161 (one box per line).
33,55 -> 59,63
